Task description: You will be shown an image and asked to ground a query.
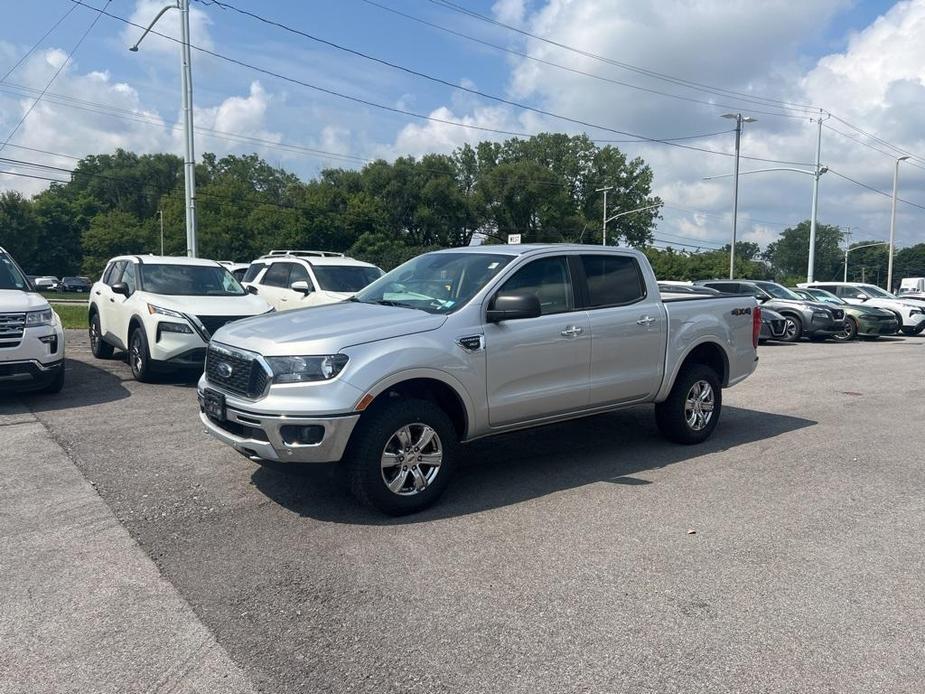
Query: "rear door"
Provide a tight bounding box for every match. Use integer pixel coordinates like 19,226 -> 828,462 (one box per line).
485,255 -> 591,426
110,261 -> 139,344
96,260 -> 125,343
580,253 -> 666,406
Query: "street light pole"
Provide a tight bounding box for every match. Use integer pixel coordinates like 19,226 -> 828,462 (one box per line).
887,155 -> 910,292
157,209 -> 164,255
720,113 -> 755,279
844,241 -> 889,283
596,186 -> 612,246
807,112 -> 830,284
130,0 -> 198,258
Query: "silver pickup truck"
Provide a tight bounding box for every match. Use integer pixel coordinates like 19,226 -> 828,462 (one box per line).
199,245 -> 760,514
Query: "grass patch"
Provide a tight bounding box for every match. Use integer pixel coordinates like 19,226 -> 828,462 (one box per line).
53,303 -> 88,330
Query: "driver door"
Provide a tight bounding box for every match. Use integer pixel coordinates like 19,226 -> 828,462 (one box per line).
484,255 -> 591,427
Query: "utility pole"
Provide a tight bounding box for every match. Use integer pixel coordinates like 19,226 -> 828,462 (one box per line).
157,209 -> 164,255
843,226 -> 851,282
887,155 -> 910,292
720,113 -> 756,279
807,111 -> 830,284
596,186 -> 612,246
130,0 -> 197,257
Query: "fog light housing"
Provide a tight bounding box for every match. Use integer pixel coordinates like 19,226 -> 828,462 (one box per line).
280,425 -> 325,446
38,334 -> 58,354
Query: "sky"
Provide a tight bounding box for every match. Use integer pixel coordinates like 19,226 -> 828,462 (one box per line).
1,0 -> 923,252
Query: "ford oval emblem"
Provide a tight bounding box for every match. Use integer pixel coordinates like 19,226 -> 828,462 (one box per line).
216,361 -> 233,378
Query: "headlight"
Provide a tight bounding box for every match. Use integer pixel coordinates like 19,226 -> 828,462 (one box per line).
910,308 -> 923,316
147,303 -> 186,319
158,321 -> 193,334
25,308 -> 54,327
265,354 -> 349,383
812,310 -> 830,319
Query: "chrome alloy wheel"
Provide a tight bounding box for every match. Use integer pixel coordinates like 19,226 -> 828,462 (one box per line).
783,318 -> 799,339
381,423 -> 443,495
130,336 -> 144,373
684,380 -> 715,432
89,320 -> 100,349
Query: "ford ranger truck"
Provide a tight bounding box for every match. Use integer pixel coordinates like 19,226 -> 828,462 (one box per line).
199,245 -> 760,515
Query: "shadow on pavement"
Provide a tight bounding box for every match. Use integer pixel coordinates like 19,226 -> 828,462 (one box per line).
19,358 -> 131,412
250,405 -> 816,525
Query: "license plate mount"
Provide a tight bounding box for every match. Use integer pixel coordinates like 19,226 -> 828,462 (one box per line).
203,388 -> 226,422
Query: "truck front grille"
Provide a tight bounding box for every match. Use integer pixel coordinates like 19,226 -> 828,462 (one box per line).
0,313 -> 25,348
197,315 -> 250,338
830,308 -> 845,320
205,342 -> 270,399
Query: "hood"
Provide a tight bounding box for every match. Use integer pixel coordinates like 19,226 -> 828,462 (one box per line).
765,298 -> 834,313
0,289 -> 50,312
848,304 -> 895,318
141,291 -> 270,317
212,301 -> 446,356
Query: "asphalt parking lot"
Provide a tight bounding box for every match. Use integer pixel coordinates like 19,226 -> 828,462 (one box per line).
11,329 -> 925,693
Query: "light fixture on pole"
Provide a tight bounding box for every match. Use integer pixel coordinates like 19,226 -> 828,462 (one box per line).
130,0 -> 198,258
887,155 -> 910,292
720,113 -> 756,279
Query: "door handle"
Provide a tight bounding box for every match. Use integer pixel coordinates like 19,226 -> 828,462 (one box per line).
560,325 -> 583,337
636,315 -> 656,326
94,290 -> 101,295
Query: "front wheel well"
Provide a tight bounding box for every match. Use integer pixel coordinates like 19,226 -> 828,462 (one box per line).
364,378 -> 468,440
679,342 -> 729,387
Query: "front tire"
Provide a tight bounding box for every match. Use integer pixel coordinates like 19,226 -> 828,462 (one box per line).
129,327 -> 155,382
780,315 -> 803,342
655,365 -> 722,445
346,399 -> 458,515
834,317 -> 858,342
89,312 -> 114,359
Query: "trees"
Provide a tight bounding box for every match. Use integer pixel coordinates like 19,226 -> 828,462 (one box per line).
763,221 -> 845,282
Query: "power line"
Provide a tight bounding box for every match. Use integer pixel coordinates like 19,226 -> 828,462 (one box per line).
824,123 -> 925,172
828,168 -> 925,212
68,0 -> 811,167
425,0 -> 820,114
1,3 -> 79,83
350,0 -> 807,121
0,1 -> 112,154
829,113 -> 925,165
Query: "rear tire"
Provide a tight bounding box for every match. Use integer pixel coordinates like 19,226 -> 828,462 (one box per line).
129,327 -> 155,382
655,364 -> 722,445
89,312 -> 114,359
780,315 -> 803,342
346,399 -> 457,515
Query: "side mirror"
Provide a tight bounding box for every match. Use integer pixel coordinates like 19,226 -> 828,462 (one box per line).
246,284 -> 259,295
111,282 -> 130,297
487,291 -> 542,323
290,280 -> 312,295
855,294 -> 867,301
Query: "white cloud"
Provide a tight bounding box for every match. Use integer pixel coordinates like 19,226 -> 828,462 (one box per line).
121,0 -> 214,55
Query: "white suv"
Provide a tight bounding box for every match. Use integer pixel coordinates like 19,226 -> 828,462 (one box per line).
0,248 -> 65,393
89,255 -> 272,381
241,251 -> 383,311
799,281 -> 925,335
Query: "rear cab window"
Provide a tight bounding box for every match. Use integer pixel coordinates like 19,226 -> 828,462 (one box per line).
579,254 -> 645,307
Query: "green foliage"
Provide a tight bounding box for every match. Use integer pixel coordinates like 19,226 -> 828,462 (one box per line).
643,242 -> 773,282
763,221 -> 845,281
81,210 -> 152,278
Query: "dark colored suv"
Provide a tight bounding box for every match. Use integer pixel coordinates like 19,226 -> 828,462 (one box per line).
695,279 -> 845,342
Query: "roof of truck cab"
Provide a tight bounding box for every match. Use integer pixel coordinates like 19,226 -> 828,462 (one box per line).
433,244 -> 645,256
109,255 -> 221,267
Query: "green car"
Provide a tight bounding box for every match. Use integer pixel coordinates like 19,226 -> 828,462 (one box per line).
792,287 -> 899,340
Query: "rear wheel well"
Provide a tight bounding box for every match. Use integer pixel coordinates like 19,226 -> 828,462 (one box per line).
679,342 -> 728,386
364,378 -> 468,440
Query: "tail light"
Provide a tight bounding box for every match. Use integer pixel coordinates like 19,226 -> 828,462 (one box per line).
752,306 -> 762,349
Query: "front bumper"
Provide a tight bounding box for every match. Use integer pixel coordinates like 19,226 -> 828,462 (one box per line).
0,358 -> 63,389
198,393 -> 360,463
857,317 -> 899,336
805,314 -> 843,336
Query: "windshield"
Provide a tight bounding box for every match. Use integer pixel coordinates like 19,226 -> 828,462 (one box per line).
754,281 -> 802,300
0,254 -> 30,290
140,264 -> 246,296
354,252 -> 514,314
312,265 -> 384,293
858,284 -> 895,299
805,288 -> 845,305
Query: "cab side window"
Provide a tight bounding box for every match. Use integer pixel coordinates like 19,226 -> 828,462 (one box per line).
498,256 -> 573,315
288,263 -> 313,289
261,262 -> 292,288
121,262 -> 137,294
580,255 -> 645,307
105,261 -> 126,286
